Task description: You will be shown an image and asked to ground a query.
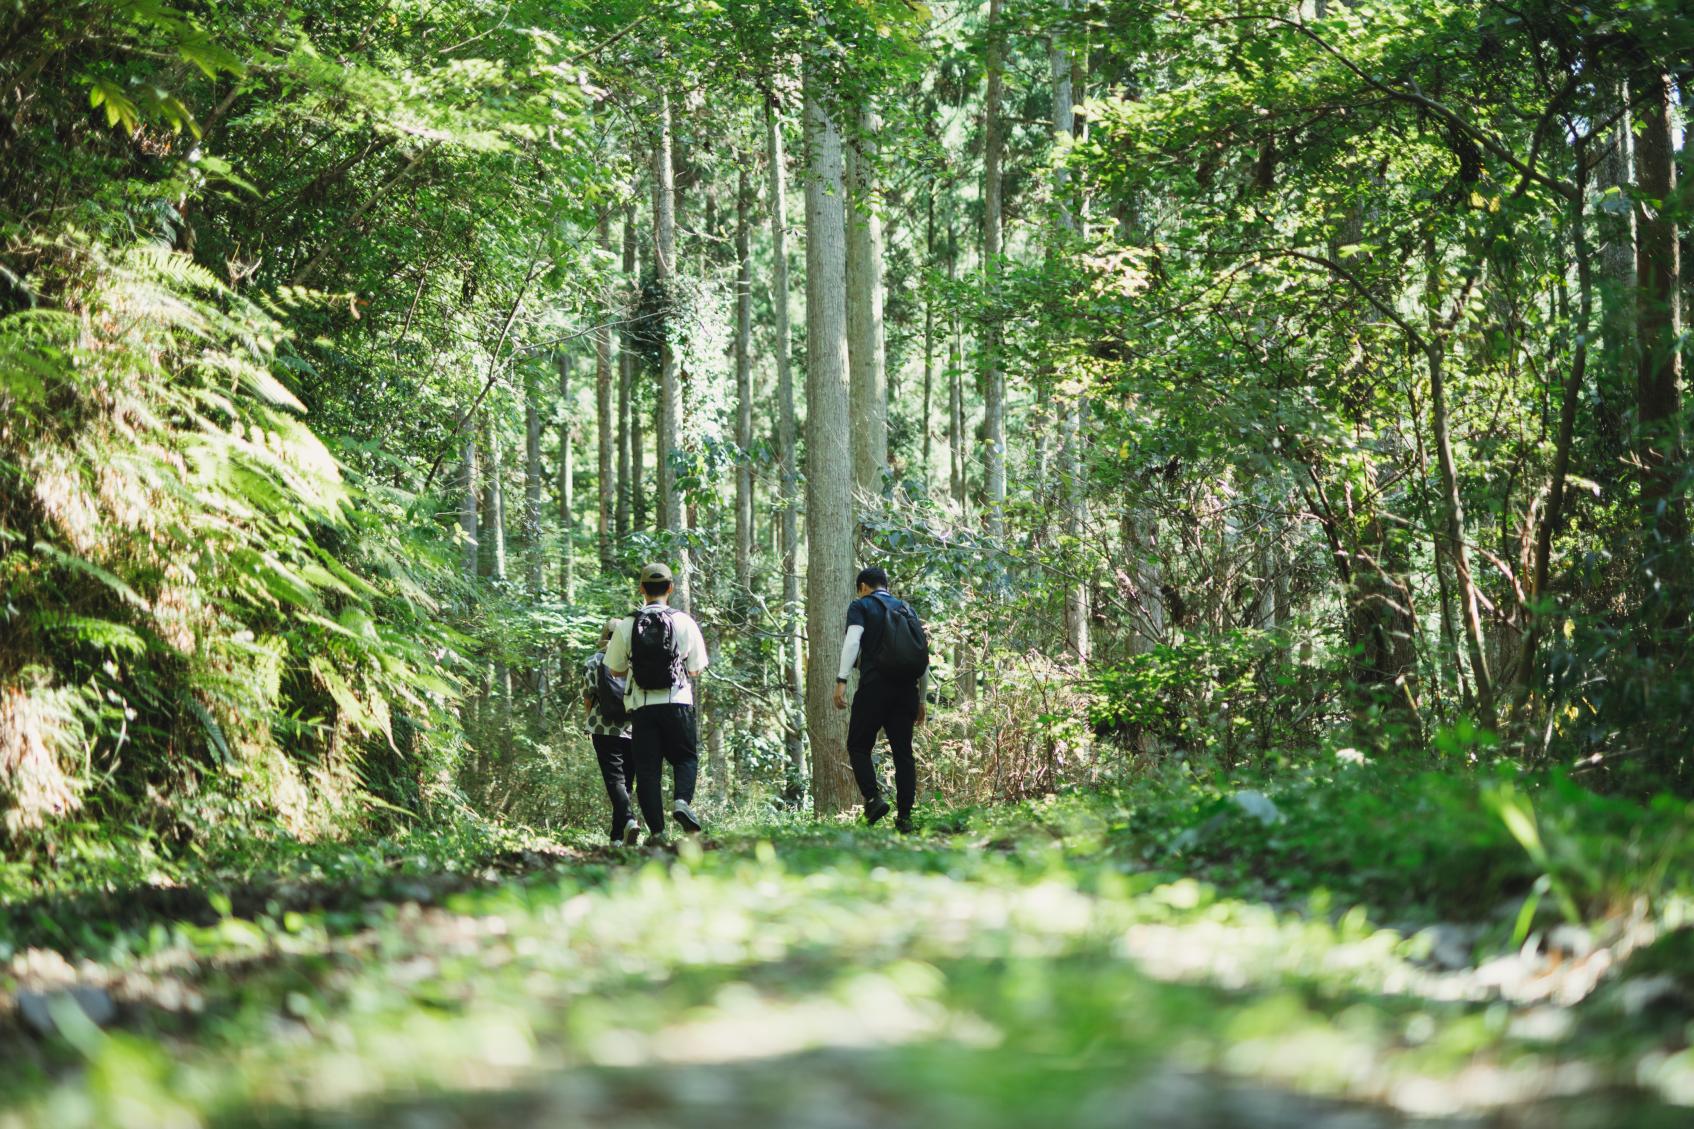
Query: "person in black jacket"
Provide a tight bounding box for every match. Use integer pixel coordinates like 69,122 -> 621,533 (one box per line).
832,566 -> 927,832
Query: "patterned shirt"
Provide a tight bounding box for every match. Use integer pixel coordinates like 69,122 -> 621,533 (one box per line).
582,651 -> 631,738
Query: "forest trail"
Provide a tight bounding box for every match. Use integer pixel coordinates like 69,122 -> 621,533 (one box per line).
5,801 -> 1688,1129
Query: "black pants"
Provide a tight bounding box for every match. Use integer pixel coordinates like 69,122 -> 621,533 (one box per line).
847,674 -> 920,818
591,733 -> 636,843
631,703 -> 698,835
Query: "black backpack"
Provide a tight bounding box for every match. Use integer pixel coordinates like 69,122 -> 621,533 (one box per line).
628,606 -> 685,691
593,656 -> 628,725
869,593 -> 929,682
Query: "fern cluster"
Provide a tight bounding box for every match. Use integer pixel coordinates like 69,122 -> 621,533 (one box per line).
0,235 -> 460,839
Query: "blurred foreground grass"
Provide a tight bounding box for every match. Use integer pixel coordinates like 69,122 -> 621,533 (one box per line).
3,762 -> 1694,1128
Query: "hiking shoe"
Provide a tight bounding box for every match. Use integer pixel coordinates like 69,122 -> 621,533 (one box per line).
673,799 -> 702,833
864,796 -> 891,826
622,819 -> 641,847
895,814 -> 914,834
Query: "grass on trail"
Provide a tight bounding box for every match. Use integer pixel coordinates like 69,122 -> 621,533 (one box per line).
4,762 -> 1694,1128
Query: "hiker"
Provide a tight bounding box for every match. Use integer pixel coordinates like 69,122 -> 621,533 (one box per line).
604,562 -> 710,837
833,566 -> 929,832
583,618 -> 640,847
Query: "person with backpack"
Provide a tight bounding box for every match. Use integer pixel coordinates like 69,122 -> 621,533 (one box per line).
832,566 -> 929,832
583,618 -> 640,847
604,562 -> 710,837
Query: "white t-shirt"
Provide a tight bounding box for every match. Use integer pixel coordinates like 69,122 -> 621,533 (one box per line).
604,603 -> 709,709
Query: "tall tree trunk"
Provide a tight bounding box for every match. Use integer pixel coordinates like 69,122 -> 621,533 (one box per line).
524,368 -> 544,596
631,370 -> 646,533
923,188 -> 935,486
947,220 -> 966,510
1594,76 -> 1635,456
735,162 -> 755,592
846,106 -> 888,500
768,96 -> 806,800
1053,26 -> 1089,664
803,71 -> 856,814
596,214 -> 616,570
556,352 -> 573,601
481,415 -> 506,581
459,427 -> 478,578
1426,337 -> 1491,723
1634,68 -> 1684,546
652,93 -> 691,608
981,0 -> 1008,539
617,206 -> 636,540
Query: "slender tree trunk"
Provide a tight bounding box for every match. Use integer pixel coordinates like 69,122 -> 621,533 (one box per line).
923,188 -> 935,486
652,93 -> 691,608
1634,69 -> 1684,545
1594,76 -> 1635,456
846,105 -> 888,500
768,96 -> 806,799
631,373 -> 646,532
481,415 -> 506,581
803,71 -> 856,814
981,0 -> 1008,539
1053,27 -> 1089,664
947,221 -> 966,510
617,206 -> 636,540
596,214 -> 616,570
459,428 -> 478,578
524,368 -> 544,595
522,367 -> 546,733
1426,337 -> 1491,722
556,352 -> 573,601
735,163 -> 755,592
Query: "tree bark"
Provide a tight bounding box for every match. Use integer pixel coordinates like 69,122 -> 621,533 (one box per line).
617,206 -> 636,540
556,352 -> 574,601
596,213 -> 617,570
1053,27 -> 1089,664
524,368 -> 544,596
947,220 -> 966,510
923,189 -> 935,485
1634,69 -> 1683,544
846,106 -> 888,500
652,93 -> 691,608
768,96 -> 806,799
735,162 -> 755,592
1594,76 -> 1635,454
803,71 -> 857,814
981,0 -> 1008,539
458,427 -> 478,578
480,415 -> 506,581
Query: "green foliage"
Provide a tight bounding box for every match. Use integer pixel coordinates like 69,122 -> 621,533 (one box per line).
0,238 -> 462,838
1089,630 -> 1319,761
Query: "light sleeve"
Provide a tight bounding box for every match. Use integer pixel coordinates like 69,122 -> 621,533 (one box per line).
837,624 -> 864,682
604,619 -> 630,675
685,616 -> 708,675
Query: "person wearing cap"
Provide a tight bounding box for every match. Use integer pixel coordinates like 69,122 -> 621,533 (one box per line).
583,617 -> 639,847
603,563 -> 710,837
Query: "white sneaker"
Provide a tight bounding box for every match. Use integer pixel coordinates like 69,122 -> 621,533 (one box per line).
672,799 -> 702,833
622,819 -> 641,847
